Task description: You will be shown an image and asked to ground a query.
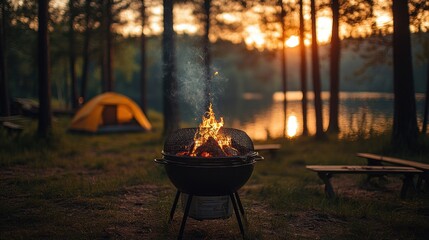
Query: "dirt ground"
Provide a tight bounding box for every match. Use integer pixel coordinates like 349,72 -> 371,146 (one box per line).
2,164 -> 427,239
104,175 -> 417,240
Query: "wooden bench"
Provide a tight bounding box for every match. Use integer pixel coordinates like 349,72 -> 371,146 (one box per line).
357,153 -> 429,190
254,144 -> 281,157
2,121 -> 23,136
306,165 -> 423,199
0,115 -> 24,122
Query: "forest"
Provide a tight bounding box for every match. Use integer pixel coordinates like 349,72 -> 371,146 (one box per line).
1,0 -> 429,239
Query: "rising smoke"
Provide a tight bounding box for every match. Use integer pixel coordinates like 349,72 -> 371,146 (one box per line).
177,47 -> 228,122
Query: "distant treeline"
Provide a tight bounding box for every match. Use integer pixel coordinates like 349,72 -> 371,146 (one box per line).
6,31 -> 428,111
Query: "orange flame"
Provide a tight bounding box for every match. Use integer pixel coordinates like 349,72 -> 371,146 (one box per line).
191,103 -> 231,156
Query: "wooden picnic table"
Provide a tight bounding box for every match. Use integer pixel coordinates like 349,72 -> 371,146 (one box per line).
2,121 -> 23,136
356,152 -> 429,190
254,144 -> 281,151
356,153 -> 429,170
306,165 -> 422,199
254,144 -> 281,157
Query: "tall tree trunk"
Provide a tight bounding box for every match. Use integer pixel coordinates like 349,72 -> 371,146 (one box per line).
310,0 -> 324,139
421,60 -> 429,134
327,0 -> 340,133
279,0 -> 287,138
299,0 -> 308,135
100,52 -> 105,92
69,0 -> 78,109
392,0 -> 418,148
101,0 -> 107,92
203,0 -> 211,110
106,0 -> 113,92
162,0 -> 180,136
102,0 -> 113,92
140,0 -> 147,113
37,0 -> 52,137
0,0 -> 9,117
80,0 -> 91,105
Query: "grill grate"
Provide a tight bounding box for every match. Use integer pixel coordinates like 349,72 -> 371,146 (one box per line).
163,127 -> 254,155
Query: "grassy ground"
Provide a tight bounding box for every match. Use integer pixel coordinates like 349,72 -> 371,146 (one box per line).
1,114 -> 428,239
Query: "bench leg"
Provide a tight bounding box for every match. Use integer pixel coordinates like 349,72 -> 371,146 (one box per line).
400,173 -> 416,199
416,173 -> 429,192
317,172 -> 335,198
424,174 -> 429,191
416,174 -> 423,192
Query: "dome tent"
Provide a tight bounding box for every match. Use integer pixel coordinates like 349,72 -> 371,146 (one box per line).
70,92 -> 151,133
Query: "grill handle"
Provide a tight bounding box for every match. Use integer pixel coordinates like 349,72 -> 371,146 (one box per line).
154,158 -> 167,164
248,153 -> 264,161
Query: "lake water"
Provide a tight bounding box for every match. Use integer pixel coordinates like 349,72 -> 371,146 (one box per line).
219,91 -> 427,140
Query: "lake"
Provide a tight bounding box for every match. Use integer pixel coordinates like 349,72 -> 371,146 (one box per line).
218,91 -> 428,141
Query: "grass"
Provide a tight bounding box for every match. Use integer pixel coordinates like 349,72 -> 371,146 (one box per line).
1,113 -> 428,239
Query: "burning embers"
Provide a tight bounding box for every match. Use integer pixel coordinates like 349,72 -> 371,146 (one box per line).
177,103 -> 239,158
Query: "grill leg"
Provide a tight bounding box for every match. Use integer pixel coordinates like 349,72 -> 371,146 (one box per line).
234,192 -> 248,225
230,193 -> 245,239
169,190 -> 181,224
178,194 -> 193,240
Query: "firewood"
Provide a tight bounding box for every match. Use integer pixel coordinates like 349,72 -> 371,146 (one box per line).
223,145 -> 239,156
231,139 -> 249,155
195,137 -> 227,157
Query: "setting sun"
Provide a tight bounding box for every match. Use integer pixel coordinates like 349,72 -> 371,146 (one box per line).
316,16 -> 332,43
285,35 -> 299,48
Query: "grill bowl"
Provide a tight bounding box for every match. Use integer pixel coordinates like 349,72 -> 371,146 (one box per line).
156,158 -> 255,196
156,127 -> 262,196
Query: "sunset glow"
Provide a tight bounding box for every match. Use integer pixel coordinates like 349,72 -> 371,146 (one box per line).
244,25 -> 265,50
40,0 -> 426,50
174,4 -> 199,34
118,9 -> 141,36
218,13 -> 240,24
285,35 -> 299,48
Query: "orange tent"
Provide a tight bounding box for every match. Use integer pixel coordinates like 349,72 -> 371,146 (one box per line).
70,92 -> 151,133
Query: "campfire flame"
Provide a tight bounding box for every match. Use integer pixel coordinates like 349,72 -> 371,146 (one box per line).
174,103 -> 239,157
190,103 -> 232,156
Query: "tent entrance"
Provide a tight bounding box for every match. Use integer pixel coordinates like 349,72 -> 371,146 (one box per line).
102,105 -> 118,125
98,104 -> 142,133
101,104 -> 136,126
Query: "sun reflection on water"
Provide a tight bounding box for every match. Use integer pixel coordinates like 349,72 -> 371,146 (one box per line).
231,91 -> 427,141
287,115 -> 298,138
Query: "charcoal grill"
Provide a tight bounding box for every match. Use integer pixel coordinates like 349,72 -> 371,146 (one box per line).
155,127 -> 263,239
